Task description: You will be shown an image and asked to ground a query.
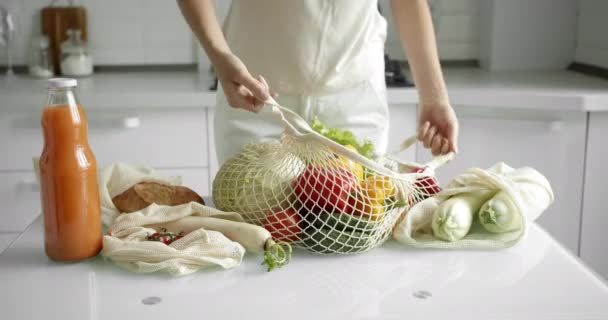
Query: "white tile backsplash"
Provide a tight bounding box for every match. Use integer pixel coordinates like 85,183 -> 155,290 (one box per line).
143,19 -> 192,48
380,0 -> 480,61
144,46 -> 195,65
88,19 -> 145,49
86,0 -> 144,18
2,0 -> 482,67
92,47 -> 147,65
575,0 -> 608,68
437,0 -> 479,14
437,15 -> 478,42
143,0 -> 184,18
0,0 -> 196,66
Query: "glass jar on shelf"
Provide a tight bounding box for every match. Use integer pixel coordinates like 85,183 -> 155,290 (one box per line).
60,29 -> 93,77
29,35 -> 54,78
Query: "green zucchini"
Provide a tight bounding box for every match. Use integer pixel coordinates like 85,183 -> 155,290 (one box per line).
311,213 -> 377,233
301,227 -> 373,254
479,191 -> 522,233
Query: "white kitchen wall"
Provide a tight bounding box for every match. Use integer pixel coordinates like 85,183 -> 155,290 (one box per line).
479,0 -> 578,71
380,0 -> 480,61
0,0 -> 196,66
575,0 -> 608,68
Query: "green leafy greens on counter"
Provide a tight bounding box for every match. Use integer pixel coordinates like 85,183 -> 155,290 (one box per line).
310,118 -> 376,159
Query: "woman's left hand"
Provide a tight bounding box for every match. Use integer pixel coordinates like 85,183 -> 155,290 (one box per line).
418,103 -> 459,156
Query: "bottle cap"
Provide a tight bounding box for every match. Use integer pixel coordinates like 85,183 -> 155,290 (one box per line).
48,78 -> 77,88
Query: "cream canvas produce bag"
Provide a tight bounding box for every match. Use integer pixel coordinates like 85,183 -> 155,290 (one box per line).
392,162 -> 554,249
99,163 -> 246,275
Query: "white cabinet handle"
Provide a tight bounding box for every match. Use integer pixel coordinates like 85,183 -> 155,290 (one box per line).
18,179 -> 40,192
121,116 -> 141,129
549,121 -> 563,132
89,116 -> 141,129
461,113 -> 564,132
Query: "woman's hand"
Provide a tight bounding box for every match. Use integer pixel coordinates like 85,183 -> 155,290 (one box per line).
417,103 -> 459,156
213,52 -> 276,112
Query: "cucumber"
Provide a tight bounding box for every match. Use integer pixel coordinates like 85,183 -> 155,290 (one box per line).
301,227 -> 373,254
311,213 -> 377,233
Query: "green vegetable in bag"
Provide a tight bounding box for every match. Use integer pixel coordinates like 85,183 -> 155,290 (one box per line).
432,190 -> 496,242
312,212 -> 377,233
479,191 -> 522,233
301,227 -> 373,254
213,143 -> 304,220
310,118 -> 375,159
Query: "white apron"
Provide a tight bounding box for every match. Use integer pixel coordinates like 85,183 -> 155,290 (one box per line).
214,0 -> 390,164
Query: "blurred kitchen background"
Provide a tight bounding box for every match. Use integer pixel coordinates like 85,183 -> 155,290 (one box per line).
0,0 -> 607,280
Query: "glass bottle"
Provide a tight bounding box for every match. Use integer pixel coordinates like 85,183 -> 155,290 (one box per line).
39,78 -> 102,261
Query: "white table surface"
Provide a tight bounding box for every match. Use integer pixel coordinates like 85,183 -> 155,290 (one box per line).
1,68 -> 607,111
0,232 -> 18,254
1,215 -> 607,320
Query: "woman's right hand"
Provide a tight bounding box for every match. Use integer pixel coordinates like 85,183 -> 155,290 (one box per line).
213,52 -> 274,112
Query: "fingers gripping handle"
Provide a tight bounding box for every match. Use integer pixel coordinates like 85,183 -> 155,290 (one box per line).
398,135 -> 455,170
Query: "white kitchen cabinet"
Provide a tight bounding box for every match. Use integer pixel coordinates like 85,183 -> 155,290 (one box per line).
417,106 -> 587,254
386,104 -> 418,160
207,109 -> 220,187
0,109 -> 208,170
0,107 -> 212,234
87,108 -> 208,168
580,112 -> 608,280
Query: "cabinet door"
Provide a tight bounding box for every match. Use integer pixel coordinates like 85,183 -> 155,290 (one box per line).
0,108 -> 208,170
580,112 -> 608,280
207,109 -> 220,187
387,104 -> 418,161
417,107 -> 587,254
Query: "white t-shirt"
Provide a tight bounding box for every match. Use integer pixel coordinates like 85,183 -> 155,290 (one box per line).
223,0 -> 387,95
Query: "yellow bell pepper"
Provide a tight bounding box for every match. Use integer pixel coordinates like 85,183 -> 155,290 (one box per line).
327,145 -> 364,181
351,177 -> 391,221
355,197 -> 385,221
363,175 -> 397,198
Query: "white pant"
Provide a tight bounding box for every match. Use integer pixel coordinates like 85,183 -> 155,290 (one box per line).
213,68 -> 389,165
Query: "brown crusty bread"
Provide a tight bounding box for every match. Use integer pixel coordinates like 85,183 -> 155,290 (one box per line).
112,181 -> 205,213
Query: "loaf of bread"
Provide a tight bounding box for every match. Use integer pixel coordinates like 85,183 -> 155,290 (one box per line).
112,181 -> 205,213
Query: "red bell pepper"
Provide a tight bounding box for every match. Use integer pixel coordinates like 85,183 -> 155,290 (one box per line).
409,167 -> 442,205
263,208 -> 302,242
293,165 -> 357,214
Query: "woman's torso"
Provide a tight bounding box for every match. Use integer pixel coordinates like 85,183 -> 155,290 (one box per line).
223,0 -> 387,95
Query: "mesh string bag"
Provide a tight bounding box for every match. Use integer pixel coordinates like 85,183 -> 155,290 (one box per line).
213,101 -> 453,254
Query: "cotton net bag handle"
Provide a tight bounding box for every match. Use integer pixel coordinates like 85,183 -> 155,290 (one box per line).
263,97 -> 455,177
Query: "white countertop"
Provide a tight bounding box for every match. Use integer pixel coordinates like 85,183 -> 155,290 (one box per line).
1,215 -> 607,320
0,68 -> 607,111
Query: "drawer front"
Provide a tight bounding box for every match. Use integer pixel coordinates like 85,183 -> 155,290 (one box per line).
157,168 -> 210,197
0,109 -> 208,170
0,172 -> 42,232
